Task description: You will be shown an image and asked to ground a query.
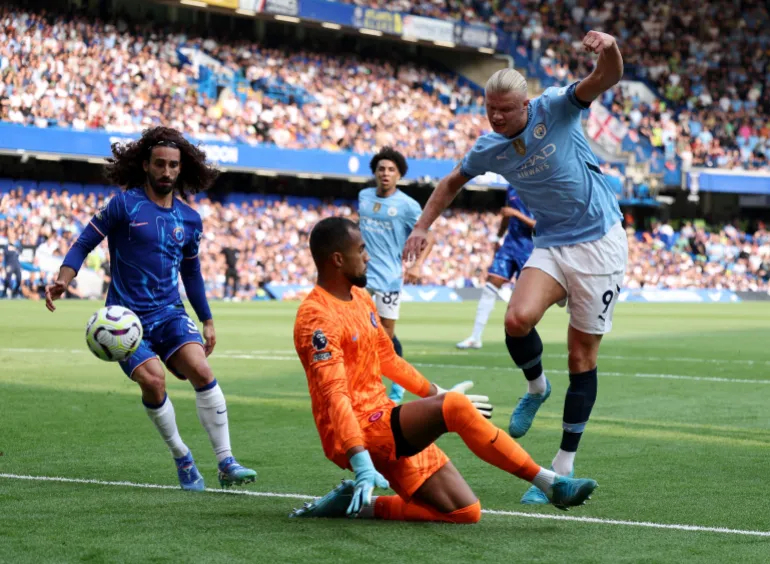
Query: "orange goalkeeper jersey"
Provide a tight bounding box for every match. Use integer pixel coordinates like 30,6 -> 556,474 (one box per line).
294,285 -> 432,469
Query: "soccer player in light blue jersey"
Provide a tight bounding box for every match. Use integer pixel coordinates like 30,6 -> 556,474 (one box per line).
404,31 -> 627,504
456,185 -> 534,350
45,127 -> 257,491
358,147 -> 434,404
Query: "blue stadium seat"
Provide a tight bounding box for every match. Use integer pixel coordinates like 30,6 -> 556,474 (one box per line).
14,180 -> 37,193
62,182 -> 84,195
83,184 -> 102,195
38,181 -> 62,194
0,178 -> 13,193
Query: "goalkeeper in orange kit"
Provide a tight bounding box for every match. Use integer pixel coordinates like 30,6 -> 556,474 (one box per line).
291,217 -> 598,523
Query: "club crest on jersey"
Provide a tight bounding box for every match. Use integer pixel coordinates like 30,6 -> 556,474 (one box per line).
534,123 -> 547,139
172,226 -> 185,244
388,207 -> 398,217
512,138 -> 526,156
312,329 -> 328,351
370,312 -> 378,328
373,203 -> 382,213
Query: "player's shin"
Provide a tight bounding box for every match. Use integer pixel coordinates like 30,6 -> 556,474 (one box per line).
143,394 -> 189,458
194,379 -> 232,462
554,367 -> 598,475
389,336 -> 406,402
505,328 -> 547,394
471,283 -> 499,342
373,496 -> 482,524
441,391 -> 543,482
391,335 -> 403,357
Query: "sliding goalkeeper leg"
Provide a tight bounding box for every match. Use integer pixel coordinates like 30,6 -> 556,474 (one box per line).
291,385 -> 597,521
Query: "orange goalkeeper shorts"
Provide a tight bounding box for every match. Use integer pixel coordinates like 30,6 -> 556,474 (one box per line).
361,405 -> 449,501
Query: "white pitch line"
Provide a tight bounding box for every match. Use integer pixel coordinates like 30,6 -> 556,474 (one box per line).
4,347 -> 770,366
2,473 -> 769,538
0,473 -> 314,500
2,349 -> 770,386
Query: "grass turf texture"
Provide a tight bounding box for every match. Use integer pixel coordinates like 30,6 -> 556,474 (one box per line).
1,300 -> 769,563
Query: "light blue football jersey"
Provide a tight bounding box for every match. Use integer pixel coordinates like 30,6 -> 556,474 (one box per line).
461,82 -> 622,248
358,187 -> 422,292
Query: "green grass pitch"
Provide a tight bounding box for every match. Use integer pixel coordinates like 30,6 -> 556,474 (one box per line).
1,300 -> 769,563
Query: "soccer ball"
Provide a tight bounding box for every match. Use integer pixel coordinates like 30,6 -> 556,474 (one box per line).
85,306 -> 143,362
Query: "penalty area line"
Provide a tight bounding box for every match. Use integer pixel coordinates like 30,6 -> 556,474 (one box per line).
1,473 -> 769,538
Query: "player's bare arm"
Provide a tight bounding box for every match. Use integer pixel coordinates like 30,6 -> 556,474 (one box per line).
404,231 -> 435,284
575,31 -> 624,104
502,207 -> 536,229
45,265 -> 76,312
403,165 -> 469,261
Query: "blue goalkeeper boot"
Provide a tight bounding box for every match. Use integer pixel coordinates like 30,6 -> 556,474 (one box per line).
521,469 -> 597,510
217,456 -> 257,488
289,480 -> 355,518
548,475 -> 597,511
509,378 -> 551,438
175,451 -> 205,492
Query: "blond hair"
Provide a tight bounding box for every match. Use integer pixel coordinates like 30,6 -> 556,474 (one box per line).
485,69 -> 527,97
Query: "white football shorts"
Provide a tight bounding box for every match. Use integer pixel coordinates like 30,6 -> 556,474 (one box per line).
523,222 -> 628,335
367,288 -> 401,321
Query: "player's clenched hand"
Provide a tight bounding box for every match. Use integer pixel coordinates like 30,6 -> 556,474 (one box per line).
582,30 -> 616,54
202,320 -> 216,357
435,381 -> 494,419
403,227 -> 429,264
45,281 -> 67,312
347,450 -> 389,517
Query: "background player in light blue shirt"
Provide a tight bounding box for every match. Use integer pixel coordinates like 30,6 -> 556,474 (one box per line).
45,127 -> 256,491
358,147 -> 433,403
404,31 -> 627,505
456,185 -> 534,350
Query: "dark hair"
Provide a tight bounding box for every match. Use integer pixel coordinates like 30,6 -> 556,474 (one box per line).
309,217 -> 359,267
104,126 -> 220,197
369,146 -> 408,177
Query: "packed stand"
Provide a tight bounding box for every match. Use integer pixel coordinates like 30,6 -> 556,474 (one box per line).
510,0 -> 770,172
338,0 -> 497,26
344,0 -> 770,172
3,187 -> 770,300
0,8 -> 486,160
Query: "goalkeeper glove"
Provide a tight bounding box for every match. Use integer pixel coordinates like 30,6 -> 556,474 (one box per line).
434,380 -> 493,419
347,450 -> 389,517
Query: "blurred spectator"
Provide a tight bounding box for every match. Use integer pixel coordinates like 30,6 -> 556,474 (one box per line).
3,187 -> 770,300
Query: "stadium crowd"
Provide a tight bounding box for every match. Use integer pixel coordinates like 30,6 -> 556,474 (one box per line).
0,7 -> 485,160
2,3 -> 769,171
2,188 -> 770,301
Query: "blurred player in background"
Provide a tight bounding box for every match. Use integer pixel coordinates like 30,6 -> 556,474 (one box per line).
45,126 -> 257,491
358,148 -> 434,404
456,185 -> 534,350
291,217 -> 597,522
404,31 -> 627,505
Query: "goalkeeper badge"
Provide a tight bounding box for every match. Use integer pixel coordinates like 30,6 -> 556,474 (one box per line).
312,329 -> 328,351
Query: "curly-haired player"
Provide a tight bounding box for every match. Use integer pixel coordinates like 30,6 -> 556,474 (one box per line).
45,127 -> 257,491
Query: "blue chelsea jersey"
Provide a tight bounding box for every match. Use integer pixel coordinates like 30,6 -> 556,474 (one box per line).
504,185 -> 535,243
90,188 -> 203,323
461,82 -> 622,248
358,188 -> 422,292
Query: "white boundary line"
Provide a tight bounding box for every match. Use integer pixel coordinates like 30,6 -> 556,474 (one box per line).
2,473 -> 769,538
3,349 -> 770,385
